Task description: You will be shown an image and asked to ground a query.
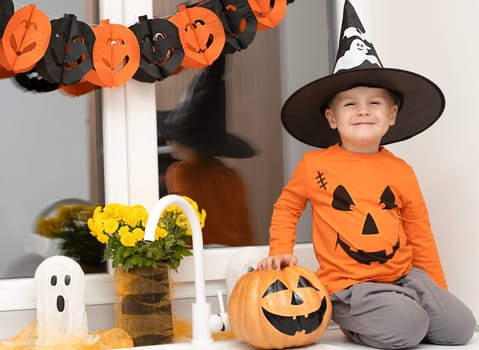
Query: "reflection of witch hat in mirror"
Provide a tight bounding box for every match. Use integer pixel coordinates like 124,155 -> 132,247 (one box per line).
157,55 -> 256,158
281,0 -> 445,148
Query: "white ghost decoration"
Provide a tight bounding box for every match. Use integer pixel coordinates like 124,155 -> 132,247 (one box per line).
34,256 -> 89,345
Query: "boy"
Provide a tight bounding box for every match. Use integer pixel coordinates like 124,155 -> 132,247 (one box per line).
258,1 -> 476,348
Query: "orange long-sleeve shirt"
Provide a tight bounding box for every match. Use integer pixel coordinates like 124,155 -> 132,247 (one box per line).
269,144 -> 447,294
166,157 -> 255,246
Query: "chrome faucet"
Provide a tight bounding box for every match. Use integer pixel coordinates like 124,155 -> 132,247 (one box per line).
143,194 -> 214,347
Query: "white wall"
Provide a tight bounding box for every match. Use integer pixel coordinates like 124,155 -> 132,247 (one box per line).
365,0 -> 479,322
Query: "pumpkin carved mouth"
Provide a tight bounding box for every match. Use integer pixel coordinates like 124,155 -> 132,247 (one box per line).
262,296 -> 328,336
336,233 -> 400,265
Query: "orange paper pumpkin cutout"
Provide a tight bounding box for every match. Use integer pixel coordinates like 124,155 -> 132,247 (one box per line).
60,80 -> 99,96
247,0 -> 287,31
0,4 -> 51,73
0,64 -> 14,78
169,4 -> 225,70
84,19 -> 140,88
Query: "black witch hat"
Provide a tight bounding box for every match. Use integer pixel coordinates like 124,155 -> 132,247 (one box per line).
157,55 -> 256,158
281,0 -> 445,148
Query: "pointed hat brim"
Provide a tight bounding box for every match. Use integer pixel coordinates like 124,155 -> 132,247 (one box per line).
157,111 -> 257,159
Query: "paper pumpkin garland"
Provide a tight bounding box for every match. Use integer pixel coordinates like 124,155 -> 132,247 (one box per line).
248,0 -> 287,31
0,0 -> 292,94
202,0 -> 258,53
0,4 -> 51,73
130,15 -> 184,83
169,4 -> 226,70
84,19 -> 140,87
36,14 -> 94,85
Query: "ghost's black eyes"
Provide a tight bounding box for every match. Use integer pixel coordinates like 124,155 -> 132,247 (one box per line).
51,275 -> 57,286
65,275 -> 71,286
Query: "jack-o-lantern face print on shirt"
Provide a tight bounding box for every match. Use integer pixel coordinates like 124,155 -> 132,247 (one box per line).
331,184 -> 401,265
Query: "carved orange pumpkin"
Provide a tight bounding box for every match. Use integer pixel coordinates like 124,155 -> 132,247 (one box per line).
0,4 -> 51,73
84,19 -> 140,87
129,15 -> 184,82
228,265 -> 332,349
169,4 -> 225,69
247,0 -> 287,31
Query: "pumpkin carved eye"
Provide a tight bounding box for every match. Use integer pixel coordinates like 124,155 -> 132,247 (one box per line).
262,279 -> 287,297
297,275 -> 319,290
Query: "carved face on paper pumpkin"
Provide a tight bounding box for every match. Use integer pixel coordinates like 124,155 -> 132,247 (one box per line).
36,14 -> 94,85
129,15 -> 184,82
169,4 -> 225,69
1,4 -> 51,73
332,184 -> 401,265
201,0 -> 257,53
88,19 -> 140,88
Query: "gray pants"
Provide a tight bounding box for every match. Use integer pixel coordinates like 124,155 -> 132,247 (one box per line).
331,268 -> 476,349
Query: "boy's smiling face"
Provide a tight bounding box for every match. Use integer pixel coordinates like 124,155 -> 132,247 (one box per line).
324,86 -> 398,153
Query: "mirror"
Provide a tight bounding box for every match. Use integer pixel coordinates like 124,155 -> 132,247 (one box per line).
0,0 -> 104,279
154,0 -> 332,246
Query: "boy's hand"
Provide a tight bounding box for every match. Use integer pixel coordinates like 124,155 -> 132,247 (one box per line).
257,254 -> 298,271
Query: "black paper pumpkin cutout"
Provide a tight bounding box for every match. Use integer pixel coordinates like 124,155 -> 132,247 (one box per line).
36,14 -> 95,85
0,0 -> 14,36
14,67 -> 59,93
201,0 -> 257,53
130,15 -> 184,83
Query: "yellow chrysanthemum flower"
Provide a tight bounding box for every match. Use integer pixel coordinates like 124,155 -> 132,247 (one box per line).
118,225 -> 131,236
97,233 -> 109,244
156,227 -> 168,239
120,231 -> 137,247
132,227 -> 144,241
104,218 -> 119,234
